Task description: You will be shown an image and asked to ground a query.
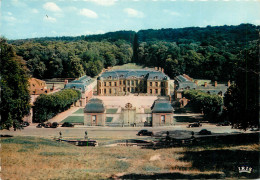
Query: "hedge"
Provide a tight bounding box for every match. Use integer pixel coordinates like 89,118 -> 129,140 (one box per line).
33,89 -> 81,123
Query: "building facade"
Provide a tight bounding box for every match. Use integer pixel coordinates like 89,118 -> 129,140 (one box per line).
97,69 -> 170,96
84,98 -> 106,126
64,76 -> 93,107
151,98 -> 174,126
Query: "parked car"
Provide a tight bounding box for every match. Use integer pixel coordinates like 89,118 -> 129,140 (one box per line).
216,121 -> 230,126
198,129 -> 211,135
22,121 -> 30,127
187,123 -> 202,128
61,122 -> 74,127
136,129 -> 153,136
36,123 -> 45,128
44,122 -> 52,128
51,122 -> 59,128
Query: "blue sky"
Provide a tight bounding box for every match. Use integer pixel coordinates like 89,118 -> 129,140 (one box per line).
1,0 -> 260,40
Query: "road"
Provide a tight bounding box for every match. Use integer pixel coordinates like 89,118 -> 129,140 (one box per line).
0,123 -> 246,141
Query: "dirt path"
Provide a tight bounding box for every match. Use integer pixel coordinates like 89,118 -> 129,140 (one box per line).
48,106 -> 81,123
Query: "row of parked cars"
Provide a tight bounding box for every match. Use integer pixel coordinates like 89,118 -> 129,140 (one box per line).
136,129 -> 212,136
36,122 -> 74,128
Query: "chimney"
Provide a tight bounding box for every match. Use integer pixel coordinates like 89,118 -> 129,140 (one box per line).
195,80 -> 198,85
52,83 -> 55,91
204,82 -> 207,87
214,81 -> 217,87
227,80 -> 231,87
162,68 -> 164,73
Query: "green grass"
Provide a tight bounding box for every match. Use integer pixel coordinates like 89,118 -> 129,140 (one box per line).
72,108 -> 84,114
111,63 -> 145,70
106,117 -> 113,122
61,116 -> 84,123
106,108 -> 118,114
144,108 -> 152,113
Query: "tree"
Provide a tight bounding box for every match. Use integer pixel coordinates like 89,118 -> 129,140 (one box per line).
69,56 -> 85,78
0,38 -> 31,130
224,40 -> 259,130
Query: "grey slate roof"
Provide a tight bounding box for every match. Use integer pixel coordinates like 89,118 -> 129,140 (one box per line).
64,75 -> 93,92
196,84 -> 228,95
98,69 -> 170,80
175,75 -> 197,90
151,98 -> 174,113
84,98 -> 105,113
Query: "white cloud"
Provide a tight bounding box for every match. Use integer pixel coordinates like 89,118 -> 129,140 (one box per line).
43,2 -> 61,12
43,16 -> 56,23
163,10 -> 181,16
3,16 -> 16,22
66,6 -> 77,12
85,0 -> 116,6
32,9 -> 39,13
79,9 -> 98,18
7,12 -> 13,16
124,8 -> 144,18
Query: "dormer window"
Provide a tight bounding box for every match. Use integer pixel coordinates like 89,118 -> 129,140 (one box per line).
108,76 -> 112,79
154,76 -> 158,80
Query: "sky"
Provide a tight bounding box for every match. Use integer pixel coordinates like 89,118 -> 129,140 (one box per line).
1,0 -> 260,40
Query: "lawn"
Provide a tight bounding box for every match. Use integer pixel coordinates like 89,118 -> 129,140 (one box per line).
73,108 -> 84,114
106,117 -> 113,122
61,116 -> 84,124
1,136 -> 259,179
111,63 -> 146,70
106,108 -> 118,114
144,108 -> 152,113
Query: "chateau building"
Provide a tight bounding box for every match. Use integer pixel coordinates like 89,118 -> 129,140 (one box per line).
97,69 -> 170,96
64,75 -> 93,107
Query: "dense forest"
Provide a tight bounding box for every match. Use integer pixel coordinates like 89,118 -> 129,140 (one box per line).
8,23 -> 259,81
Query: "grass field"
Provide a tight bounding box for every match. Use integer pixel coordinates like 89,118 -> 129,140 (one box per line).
106,117 -> 113,122
61,116 -> 84,124
106,108 -> 118,114
73,108 -> 84,114
111,63 -> 146,70
1,136 -> 259,179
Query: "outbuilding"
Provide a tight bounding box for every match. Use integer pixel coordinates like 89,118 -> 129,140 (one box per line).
151,98 -> 174,126
84,98 -> 106,126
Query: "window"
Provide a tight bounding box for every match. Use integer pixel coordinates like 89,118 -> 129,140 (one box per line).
150,82 -> 152,86
155,89 -> 158,94
161,82 -> 164,87
135,87 -> 138,92
128,81 -> 130,85
123,81 -> 126,85
123,87 -> 126,91
109,82 -> 111,86
104,82 -> 107,86
150,89 -> 152,94
131,80 -> 134,86
109,89 -> 112,94
114,89 -> 117,93
92,115 -> 96,125
128,87 -> 130,92
99,89 -> 101,94
120,81 -> 122,85
114,82 -> 117,86
104,89 -> 106,94
161,115 -> 165,124
156,82 -> 158,87
135,80 -> 138,85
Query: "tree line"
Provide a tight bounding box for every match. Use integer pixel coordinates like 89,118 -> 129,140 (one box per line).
12,40 -> 133,79
33,89 -> 81,123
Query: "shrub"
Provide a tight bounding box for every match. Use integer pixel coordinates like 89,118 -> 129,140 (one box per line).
33,89 -> 81,123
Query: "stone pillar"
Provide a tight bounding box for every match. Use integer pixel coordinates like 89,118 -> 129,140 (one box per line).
214,81 -> 217,87
204,82 -> 207,87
